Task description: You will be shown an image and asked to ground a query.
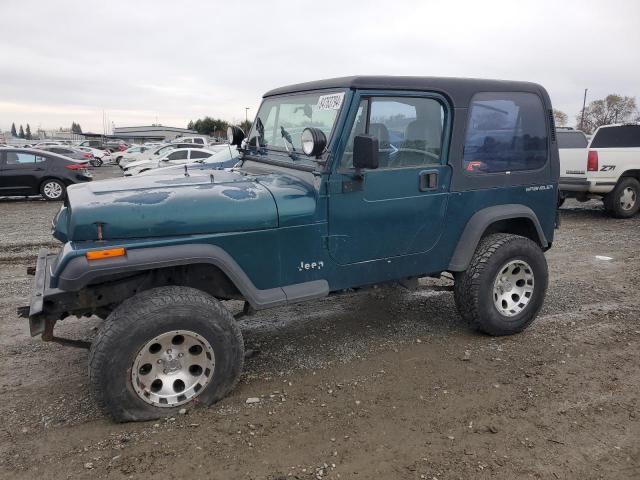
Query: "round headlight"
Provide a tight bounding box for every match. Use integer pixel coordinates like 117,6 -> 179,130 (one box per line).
301,127 -> 327,157
227,126 -> 245,146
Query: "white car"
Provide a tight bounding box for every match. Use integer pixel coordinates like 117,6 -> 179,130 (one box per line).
170,136 -> 210,146
76,146 -> 112,166
111,145 -> 151,165
559,123 -> 640,217
123,148 -> 217,176
138,146 -> 241,177
118,143 -> 199,169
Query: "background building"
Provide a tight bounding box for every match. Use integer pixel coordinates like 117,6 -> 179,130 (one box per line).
111,125 -> 198,143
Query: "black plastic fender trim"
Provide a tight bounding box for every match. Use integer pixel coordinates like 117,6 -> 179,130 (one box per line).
447,204 -> 548,272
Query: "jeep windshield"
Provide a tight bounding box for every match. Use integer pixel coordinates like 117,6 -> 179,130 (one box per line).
246,91 -> 345,164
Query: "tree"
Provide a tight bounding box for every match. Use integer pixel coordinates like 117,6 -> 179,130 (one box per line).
18,125 -> 25,139
190,116 -> 229,137
553,109 -> 568,127
25,124 -> 32,140
10,123 -> 17,137
187,120 -> 194,130
576,94 -> 637,134
71,122 -> 83,134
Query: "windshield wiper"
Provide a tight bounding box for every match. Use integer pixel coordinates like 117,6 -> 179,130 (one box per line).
280,126 -> 296,157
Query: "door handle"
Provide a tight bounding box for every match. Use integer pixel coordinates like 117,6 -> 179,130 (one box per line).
419,170 -> 438,191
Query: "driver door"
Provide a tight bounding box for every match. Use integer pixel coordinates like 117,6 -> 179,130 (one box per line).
327,93 -> 452,265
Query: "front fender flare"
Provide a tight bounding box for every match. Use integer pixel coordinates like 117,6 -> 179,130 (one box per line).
55,244 -> 327,310
447,204 -> 548,272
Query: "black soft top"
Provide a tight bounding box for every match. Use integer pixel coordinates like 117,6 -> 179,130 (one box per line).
263,76 -> 549,108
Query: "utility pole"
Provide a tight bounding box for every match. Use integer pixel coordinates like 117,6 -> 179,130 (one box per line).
580,88 -> 588,130
245,107 -> 250,124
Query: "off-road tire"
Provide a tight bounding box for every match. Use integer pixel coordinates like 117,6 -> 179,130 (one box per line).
40,178 -> 66,201
454,233 -> 548,336
88,286 -> 244,422
603,177 -> 640,218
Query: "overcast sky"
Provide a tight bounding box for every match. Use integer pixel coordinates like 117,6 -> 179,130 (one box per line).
1,0 -> 638,133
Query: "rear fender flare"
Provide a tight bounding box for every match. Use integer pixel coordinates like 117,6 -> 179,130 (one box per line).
448,204 -> 547,272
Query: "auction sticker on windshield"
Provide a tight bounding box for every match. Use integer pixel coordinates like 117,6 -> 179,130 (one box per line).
317,92 -> 345,110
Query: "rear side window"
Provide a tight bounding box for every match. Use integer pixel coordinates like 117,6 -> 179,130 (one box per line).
557,131 -> 588,149
190,150 -> 211,159
463,92 -> 548,174
591,125 -> 640,148
167,150 -> 189,160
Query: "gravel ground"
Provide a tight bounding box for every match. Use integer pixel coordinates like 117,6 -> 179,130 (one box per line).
0,166 -> 638,479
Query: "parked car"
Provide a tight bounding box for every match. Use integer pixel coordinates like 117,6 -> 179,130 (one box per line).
0,147 -> 92,200
23,76 -> 559,422
110,145 -> 150,165
124,148 -> 218,176
76,146 -> 112,167
556,127 -> 589,207
34,141 -> 64,148
37,145 -> 94,162
138,146 -> 241,177
79,139 -> 128,153
559,123 -> 640,217
118,143 -> 204,169
170,135 -> 210,145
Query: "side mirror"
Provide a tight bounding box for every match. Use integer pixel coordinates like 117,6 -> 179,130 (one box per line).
352,134 -> 379,170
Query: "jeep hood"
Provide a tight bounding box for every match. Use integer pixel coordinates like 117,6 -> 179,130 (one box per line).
55,170 -> 279,241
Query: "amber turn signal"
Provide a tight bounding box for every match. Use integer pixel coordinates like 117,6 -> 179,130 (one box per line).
85,247 -> 126,261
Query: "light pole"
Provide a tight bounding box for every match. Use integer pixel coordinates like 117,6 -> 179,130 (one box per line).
580,88 -> 588,131
245,107 -> 250,125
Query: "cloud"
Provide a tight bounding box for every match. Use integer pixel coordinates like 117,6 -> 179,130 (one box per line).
0,0 -> 638,131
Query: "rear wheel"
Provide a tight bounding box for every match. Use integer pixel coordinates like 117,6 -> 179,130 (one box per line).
89,286 -> 244,422
603,177 -> 640,218
454,233 -> 548,336
40,179 -> 65,201
90,158 -> 103,167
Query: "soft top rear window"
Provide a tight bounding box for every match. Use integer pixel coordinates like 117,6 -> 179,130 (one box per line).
591,125 -> 640,148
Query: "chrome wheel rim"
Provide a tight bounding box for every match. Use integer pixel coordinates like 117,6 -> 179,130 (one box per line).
131,330 -> 215,407
619,187 -> 636,211
43,181 -> 62,199
492,260 -> 535,317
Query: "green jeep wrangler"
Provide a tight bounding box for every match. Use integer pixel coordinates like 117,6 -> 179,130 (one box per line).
24,76 -> 559,421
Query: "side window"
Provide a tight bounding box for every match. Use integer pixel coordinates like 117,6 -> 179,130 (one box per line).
463,92 -> 548,174
194,138 -> 204,144
340,96 -> 444,169
591,125 -> 640,148
167,150 -> 189,160
190,150 -> 211,159
6,152 -> 37,165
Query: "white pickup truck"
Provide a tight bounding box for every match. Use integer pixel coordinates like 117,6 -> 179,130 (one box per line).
559,123 -> 640,218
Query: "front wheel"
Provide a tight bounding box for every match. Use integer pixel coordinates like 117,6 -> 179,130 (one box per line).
90,158 -> 103,167
603,177 -> 640,218
89,286 -> 244,422
454,233 -> 548,336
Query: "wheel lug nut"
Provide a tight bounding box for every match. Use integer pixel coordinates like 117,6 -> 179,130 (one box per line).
178,353 -> 183,358
167,349 -> 172,354
157,359 -> 163,364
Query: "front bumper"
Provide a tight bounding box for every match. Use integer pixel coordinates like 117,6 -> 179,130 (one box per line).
27,249 -> 63,336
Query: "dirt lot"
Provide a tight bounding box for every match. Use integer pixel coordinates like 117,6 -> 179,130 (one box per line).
0,166 -> 638,479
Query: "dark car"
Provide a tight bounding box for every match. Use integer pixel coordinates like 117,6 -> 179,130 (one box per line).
37,145 -> 94,162
0,148 -> 92,200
